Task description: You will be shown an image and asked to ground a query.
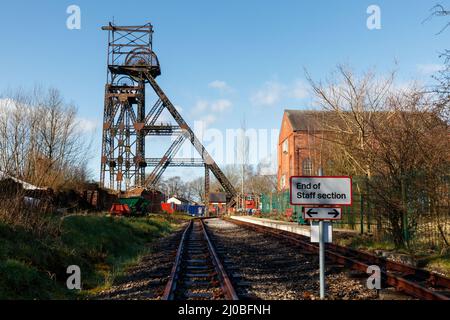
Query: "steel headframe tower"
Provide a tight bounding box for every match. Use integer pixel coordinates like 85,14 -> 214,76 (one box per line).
100,23 -> 237,208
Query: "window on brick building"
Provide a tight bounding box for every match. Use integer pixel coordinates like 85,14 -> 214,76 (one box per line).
281,175 -> 286,189
302,158 -> 313,176
282,139 -> 289,154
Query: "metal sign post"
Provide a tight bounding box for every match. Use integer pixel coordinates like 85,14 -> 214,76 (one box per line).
317,169 -> 325,300
291,174 -> 352,300
319,220 -> 325,299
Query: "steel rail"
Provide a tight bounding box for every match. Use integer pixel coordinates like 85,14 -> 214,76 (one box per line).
200,219 -> 239,300
162,219 -> 238,300
162,220 -> 193,300
326,242 -> 450,289
226,218 -> 450,300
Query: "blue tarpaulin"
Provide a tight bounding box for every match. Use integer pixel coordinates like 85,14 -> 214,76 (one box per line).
187,205 -> 205,216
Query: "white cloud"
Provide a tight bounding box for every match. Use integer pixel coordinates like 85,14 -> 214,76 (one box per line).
211,99 -> 232,112
193,100 -> 209,113
192,99 -> 232,125
250,80 -> 310,107
76,117 -> 98,133
290,80 -> 309,100
387,79 -> 424,94
0,98 -> 34,113
0,98 -> 15,111
250,81 -> 285,106
175,105 -> 183,114
417,64 -> 445,75
193,99 -> 233,114
199,114 -> 217,126
208,80 -> 233,93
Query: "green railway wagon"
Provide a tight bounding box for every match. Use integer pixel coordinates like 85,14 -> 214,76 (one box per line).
118,197 -> 150,216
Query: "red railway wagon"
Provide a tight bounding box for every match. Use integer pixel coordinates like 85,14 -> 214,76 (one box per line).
243,194 -> 260,214
110,203 -> 131,216
245,196 -> 257,210
161,203 -> 175,214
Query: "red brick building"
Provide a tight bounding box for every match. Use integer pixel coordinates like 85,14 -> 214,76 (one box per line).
208,192 -> 227,215
277,110 -> 326,191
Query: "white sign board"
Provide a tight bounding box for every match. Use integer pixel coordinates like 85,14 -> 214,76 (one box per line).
311,221 -> 332,243
303,207 -> 342,221
290,176 -> 352,206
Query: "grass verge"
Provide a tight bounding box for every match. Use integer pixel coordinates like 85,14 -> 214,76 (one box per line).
335,233 -> 450,276
0,213 -> 181,299
419,253 -> 450,277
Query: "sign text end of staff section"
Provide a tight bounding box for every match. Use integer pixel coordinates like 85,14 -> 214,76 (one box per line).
290,176 -> 353,207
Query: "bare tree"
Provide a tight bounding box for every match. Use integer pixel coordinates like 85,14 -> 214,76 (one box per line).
157,176 -> 193,201
422,4 -> 450,121
188,177 -> 205,203
0,91 -> 32,178
212,163 -> 277,196
248,173 -> 277,195
0,86 -> 92,190
0,86 -> 92,235
423,4 -> 450,34
307,66 -> 449,248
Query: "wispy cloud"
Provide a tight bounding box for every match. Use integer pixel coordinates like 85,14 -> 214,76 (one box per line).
211,99 -> 232,112
193,99 -> 209,113
76,117 -> 98,133
199,114 -> 217,126
208,80 -> 233,93
417,63 -> 445,75
250,80 -> 310,107
192,98 -> 233,126
290,80 -> 309,100
152,105 -> 184,124
0,98 -> 15,111
175,105 -> 183,114
250,81 -> 285,106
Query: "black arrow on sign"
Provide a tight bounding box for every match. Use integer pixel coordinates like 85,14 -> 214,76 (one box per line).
328,209 -> 340,218
306,209 -> 318,218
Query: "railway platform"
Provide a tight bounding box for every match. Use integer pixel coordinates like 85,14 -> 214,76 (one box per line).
229,216 -> 358,237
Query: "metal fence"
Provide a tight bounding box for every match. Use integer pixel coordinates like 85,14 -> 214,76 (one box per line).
260,191 -> 306,224
261,176 -> 450,250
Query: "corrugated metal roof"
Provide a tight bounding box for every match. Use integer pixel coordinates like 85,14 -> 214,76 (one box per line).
0,171 -> 47,191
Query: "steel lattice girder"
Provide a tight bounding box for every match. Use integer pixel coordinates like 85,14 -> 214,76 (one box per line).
141,70 -> 237,206
100,23 -> 237,207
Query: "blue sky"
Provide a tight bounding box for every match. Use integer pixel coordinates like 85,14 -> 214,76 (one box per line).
0,0 -> 448,180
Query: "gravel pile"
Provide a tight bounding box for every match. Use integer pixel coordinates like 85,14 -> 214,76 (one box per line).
205,219 -> 380,300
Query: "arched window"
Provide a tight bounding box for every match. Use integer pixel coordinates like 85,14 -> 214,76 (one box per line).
302,158 -> 313,176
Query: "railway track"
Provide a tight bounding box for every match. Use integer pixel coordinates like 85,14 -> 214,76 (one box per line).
204,218 -> 378,300
225,217 -> 450,300
162,219 -> 239,300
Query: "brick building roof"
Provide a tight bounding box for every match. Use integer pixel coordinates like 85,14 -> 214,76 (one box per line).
285,109 -> 445,132
285,110 -> 335,131
209,192 -> 227,203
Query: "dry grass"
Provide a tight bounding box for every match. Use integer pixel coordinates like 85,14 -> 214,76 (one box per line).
0,193 -> 60,238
